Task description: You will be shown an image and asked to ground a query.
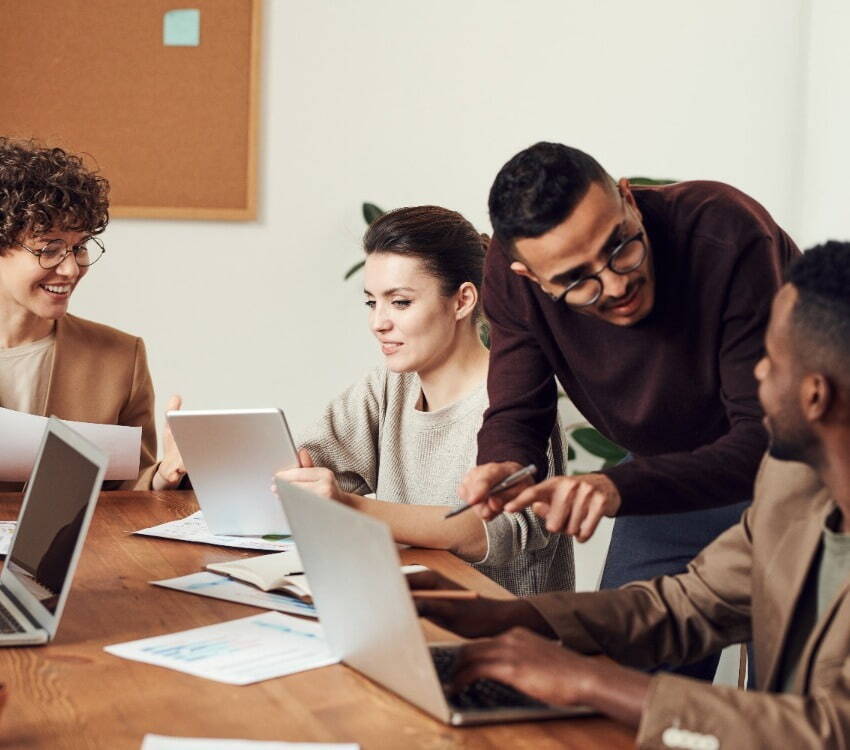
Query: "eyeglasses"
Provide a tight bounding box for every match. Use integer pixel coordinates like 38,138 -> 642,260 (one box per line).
546,230 -> 647,307
16,237 -> 106,270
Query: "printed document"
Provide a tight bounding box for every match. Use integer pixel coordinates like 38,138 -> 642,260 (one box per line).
0,522 -> 15,556
152,572 -> 317,618
0,406 -> 140,481
105,611 -> 337,685
135,511 -> 295,552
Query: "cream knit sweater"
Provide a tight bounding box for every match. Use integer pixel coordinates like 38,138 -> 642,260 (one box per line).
298,366 -> 574,596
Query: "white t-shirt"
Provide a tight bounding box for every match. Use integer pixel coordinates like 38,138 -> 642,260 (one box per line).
0,332 -> 56,414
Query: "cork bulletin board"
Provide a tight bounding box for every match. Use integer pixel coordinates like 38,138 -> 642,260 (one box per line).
0,0 -> 261,220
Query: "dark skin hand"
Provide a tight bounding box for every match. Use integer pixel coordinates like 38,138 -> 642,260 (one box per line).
409,570 -> 650,727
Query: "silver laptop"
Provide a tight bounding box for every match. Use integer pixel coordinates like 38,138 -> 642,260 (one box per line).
0,418 -> 106,645
276,477 -> 592,726
166,408 -> 299,536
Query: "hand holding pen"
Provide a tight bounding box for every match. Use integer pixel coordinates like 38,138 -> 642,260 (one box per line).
445,464 -> 537,519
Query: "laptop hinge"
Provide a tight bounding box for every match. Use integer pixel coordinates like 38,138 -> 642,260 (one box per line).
0,584 -> 43,630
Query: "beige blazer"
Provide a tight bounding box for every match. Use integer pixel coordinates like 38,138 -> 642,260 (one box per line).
529,457 -> 850,748
0,314 -> 158,491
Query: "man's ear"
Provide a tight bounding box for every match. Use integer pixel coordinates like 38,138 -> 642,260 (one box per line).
801,373 -> 833,422
617,177 -> 639,213
510,261 -> 538,282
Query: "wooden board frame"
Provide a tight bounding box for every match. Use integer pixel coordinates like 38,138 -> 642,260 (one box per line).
0,0 -> 262,221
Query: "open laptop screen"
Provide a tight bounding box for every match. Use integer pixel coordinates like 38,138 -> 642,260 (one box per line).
5,431 -> 100,613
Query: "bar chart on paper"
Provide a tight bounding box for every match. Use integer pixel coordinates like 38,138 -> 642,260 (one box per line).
104,612 -> 338,684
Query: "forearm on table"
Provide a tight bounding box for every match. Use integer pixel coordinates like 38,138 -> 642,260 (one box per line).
345,494 -> 488,561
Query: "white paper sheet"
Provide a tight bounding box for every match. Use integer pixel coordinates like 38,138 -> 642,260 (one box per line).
152,572 -> 317,618
0,407 -> 140,481
141,736 -> 358,750
105,611 -> 337,685
134,511 -> 296,552
0,521 -> 16,556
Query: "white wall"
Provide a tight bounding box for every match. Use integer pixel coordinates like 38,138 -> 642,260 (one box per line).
797,0 -> 850,247
70,0 -> 809,444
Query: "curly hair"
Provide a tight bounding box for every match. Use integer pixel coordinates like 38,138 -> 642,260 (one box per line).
787,240 -> 850,387
0,138 -> 109,253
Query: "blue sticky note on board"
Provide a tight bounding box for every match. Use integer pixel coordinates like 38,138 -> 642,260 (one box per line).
163,9 -> 201,47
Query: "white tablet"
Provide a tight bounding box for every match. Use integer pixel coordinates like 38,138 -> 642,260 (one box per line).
166,408 -> 299,536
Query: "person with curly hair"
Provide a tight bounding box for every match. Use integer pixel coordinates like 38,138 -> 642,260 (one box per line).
0,138 -> 184,490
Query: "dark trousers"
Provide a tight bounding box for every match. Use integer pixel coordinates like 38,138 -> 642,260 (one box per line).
600,500 -> 751,682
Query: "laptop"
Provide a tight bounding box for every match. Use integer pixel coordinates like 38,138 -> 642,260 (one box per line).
166,408 -> 299,536
275,477 -> 593,726
0,418 -> 106,645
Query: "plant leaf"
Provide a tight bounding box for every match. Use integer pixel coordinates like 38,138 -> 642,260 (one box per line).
627,177 -> 676,186
362,202 -> 385,225
478,320 -> 490,349
343,259 -> 366,280
570,427 -> 627,462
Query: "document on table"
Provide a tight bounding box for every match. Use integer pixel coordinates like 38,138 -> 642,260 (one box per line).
0,406 -> 140,481
105,611 -> 337,685
141,736 -> 358,750
151,572 -> 317,618
0,521 -> 16,556
135,511 -> 296,552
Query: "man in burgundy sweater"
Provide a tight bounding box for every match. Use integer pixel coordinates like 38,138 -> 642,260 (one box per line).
460,142 -> 799,680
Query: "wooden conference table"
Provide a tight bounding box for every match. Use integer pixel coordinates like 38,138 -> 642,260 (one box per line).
0,491 -> 635,749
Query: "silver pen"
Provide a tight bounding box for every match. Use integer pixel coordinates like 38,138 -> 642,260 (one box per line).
444,464 -> 537,519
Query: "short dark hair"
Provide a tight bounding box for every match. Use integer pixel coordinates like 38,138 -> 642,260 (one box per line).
787,240 -> 850,389
363,205 -> 487,319
0,138 -> 109,253
488,142 -> 612,243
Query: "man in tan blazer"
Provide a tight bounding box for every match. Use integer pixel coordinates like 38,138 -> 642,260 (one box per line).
414,240 -> 850,748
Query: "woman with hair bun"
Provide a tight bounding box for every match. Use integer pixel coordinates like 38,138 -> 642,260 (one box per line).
277,206 -> 573,596
0,138 -> 184,490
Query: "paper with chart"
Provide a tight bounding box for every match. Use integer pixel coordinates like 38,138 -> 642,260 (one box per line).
105,611 -> 337,684
141,735 -> 358,750
152,572 -> 318,618
135,511 -> 295,552
0,406 -> 140,481
0,521 -> 16,555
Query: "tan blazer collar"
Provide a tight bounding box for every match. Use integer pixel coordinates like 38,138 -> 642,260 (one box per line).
761,484 -> 834,690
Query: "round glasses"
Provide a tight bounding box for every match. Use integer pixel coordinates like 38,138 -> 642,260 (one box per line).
548,231 -> 647,307
17,237 -> 106,270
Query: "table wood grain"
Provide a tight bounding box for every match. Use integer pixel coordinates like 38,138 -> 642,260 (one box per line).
0,491 -> 634,749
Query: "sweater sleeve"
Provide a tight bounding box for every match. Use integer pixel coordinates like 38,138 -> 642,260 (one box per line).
296,367 -> 385,495
476,236 -> 558,479
477,418 -> 569,566
605,232 -> 794,514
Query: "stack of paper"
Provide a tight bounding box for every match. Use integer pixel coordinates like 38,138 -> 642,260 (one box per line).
152,573 -> 317,618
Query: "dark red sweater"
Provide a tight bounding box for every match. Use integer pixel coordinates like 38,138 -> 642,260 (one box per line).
478,181 -> 800,515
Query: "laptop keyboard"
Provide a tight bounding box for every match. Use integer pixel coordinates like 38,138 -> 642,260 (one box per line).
431,646 -> 547,711
0,598 -> 25,634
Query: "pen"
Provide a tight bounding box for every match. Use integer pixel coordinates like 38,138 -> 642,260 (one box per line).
443,463 -> 537,519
